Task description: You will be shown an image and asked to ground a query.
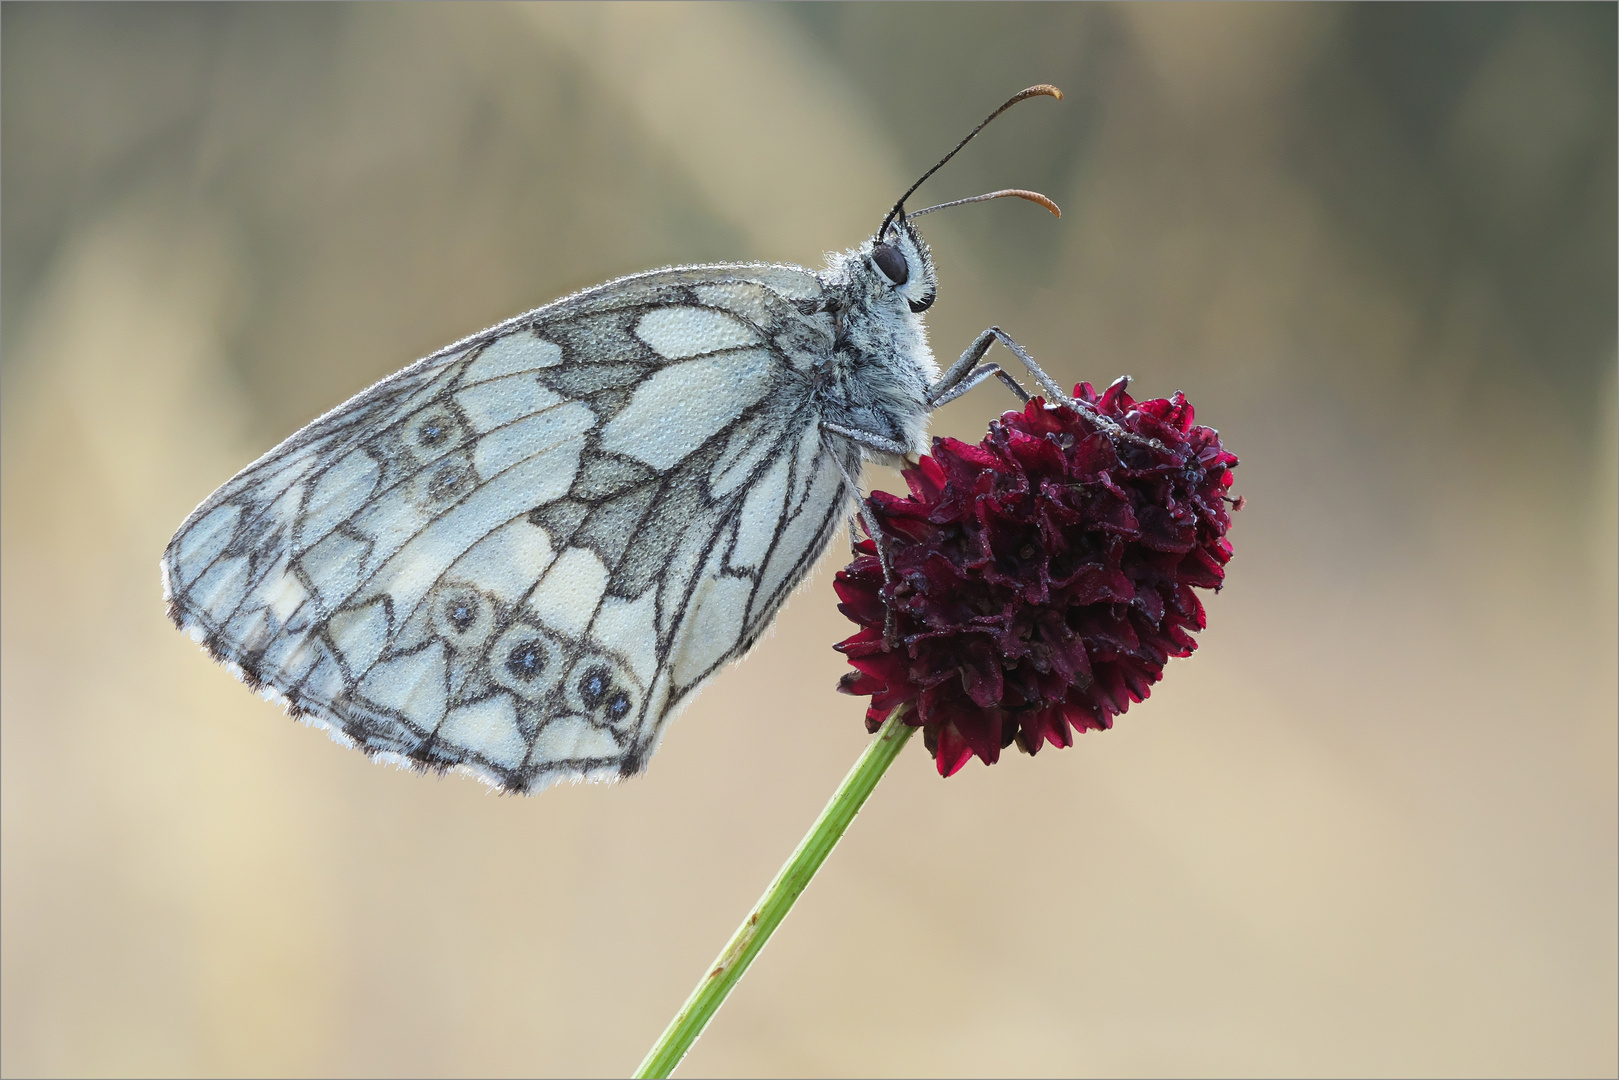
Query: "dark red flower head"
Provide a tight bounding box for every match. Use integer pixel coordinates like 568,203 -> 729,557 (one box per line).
834,378 -> 1240,776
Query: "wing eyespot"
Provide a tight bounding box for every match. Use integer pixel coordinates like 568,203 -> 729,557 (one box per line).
412,454 -> 476,509
576,665 -> 612,706
398,407 -> 469,466
490,624 -> 567,700
564,654 -> 641,732
447,600 -> 477,632
429,583 -> 497,650
428,465 -> 465,499
505,640 -> 549,681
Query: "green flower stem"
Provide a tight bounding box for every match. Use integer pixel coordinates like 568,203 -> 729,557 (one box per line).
633,706 -> 916,1079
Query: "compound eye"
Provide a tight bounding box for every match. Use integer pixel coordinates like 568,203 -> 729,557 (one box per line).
871,242 -> 909,286
908,293 -> 934,314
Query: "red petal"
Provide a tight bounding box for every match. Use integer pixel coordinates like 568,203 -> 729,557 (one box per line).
1098,376 -> 1134,414
933,723 -> 976,777
950,706 -> 1004,767
959,641 -> 1005,709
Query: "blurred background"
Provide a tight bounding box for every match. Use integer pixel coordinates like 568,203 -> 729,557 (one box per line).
2,3 -> 1614,1076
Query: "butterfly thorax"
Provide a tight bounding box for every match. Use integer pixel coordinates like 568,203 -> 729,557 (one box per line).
813,226 -> 941,462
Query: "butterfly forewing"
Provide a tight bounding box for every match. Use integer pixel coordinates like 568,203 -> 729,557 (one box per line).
163,264 -> 855,792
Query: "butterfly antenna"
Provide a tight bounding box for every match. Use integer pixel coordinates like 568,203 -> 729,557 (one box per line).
878,84 -> 1062,241
907,188 -> 1061,220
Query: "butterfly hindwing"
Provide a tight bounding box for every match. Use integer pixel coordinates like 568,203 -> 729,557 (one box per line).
163,264 -> 855,792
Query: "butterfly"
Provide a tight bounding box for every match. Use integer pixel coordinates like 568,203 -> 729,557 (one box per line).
162,86 -> 1073,793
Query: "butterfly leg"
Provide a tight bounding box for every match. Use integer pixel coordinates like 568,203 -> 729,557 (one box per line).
952,329 -> 1168,452
820,421 -> 910,458
822,427 -> 902,647
928,327 -> 999,405
930,326 -> 1072,407
930,361 -> 1028,408
927,327 -> 1038,406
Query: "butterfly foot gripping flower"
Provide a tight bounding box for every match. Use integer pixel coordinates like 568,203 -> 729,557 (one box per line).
834,378 -> 1240,777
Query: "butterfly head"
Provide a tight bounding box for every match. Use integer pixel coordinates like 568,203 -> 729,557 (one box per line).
868,215 -> 937,314
860,86 -> 1064,321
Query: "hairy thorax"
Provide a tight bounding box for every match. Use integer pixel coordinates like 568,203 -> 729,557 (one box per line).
813,251 -> 940,462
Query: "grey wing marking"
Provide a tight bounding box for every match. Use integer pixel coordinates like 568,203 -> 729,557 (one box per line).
611,398 -> 861,772
163,263 -> 844,792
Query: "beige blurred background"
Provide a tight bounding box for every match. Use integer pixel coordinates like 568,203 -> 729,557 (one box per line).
2,4 -> 1614,1077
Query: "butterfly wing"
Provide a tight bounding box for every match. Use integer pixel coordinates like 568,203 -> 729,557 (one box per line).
163,263 -> 856,792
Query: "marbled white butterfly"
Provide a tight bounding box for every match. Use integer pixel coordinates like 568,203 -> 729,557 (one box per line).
162,86 -> 1070,793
